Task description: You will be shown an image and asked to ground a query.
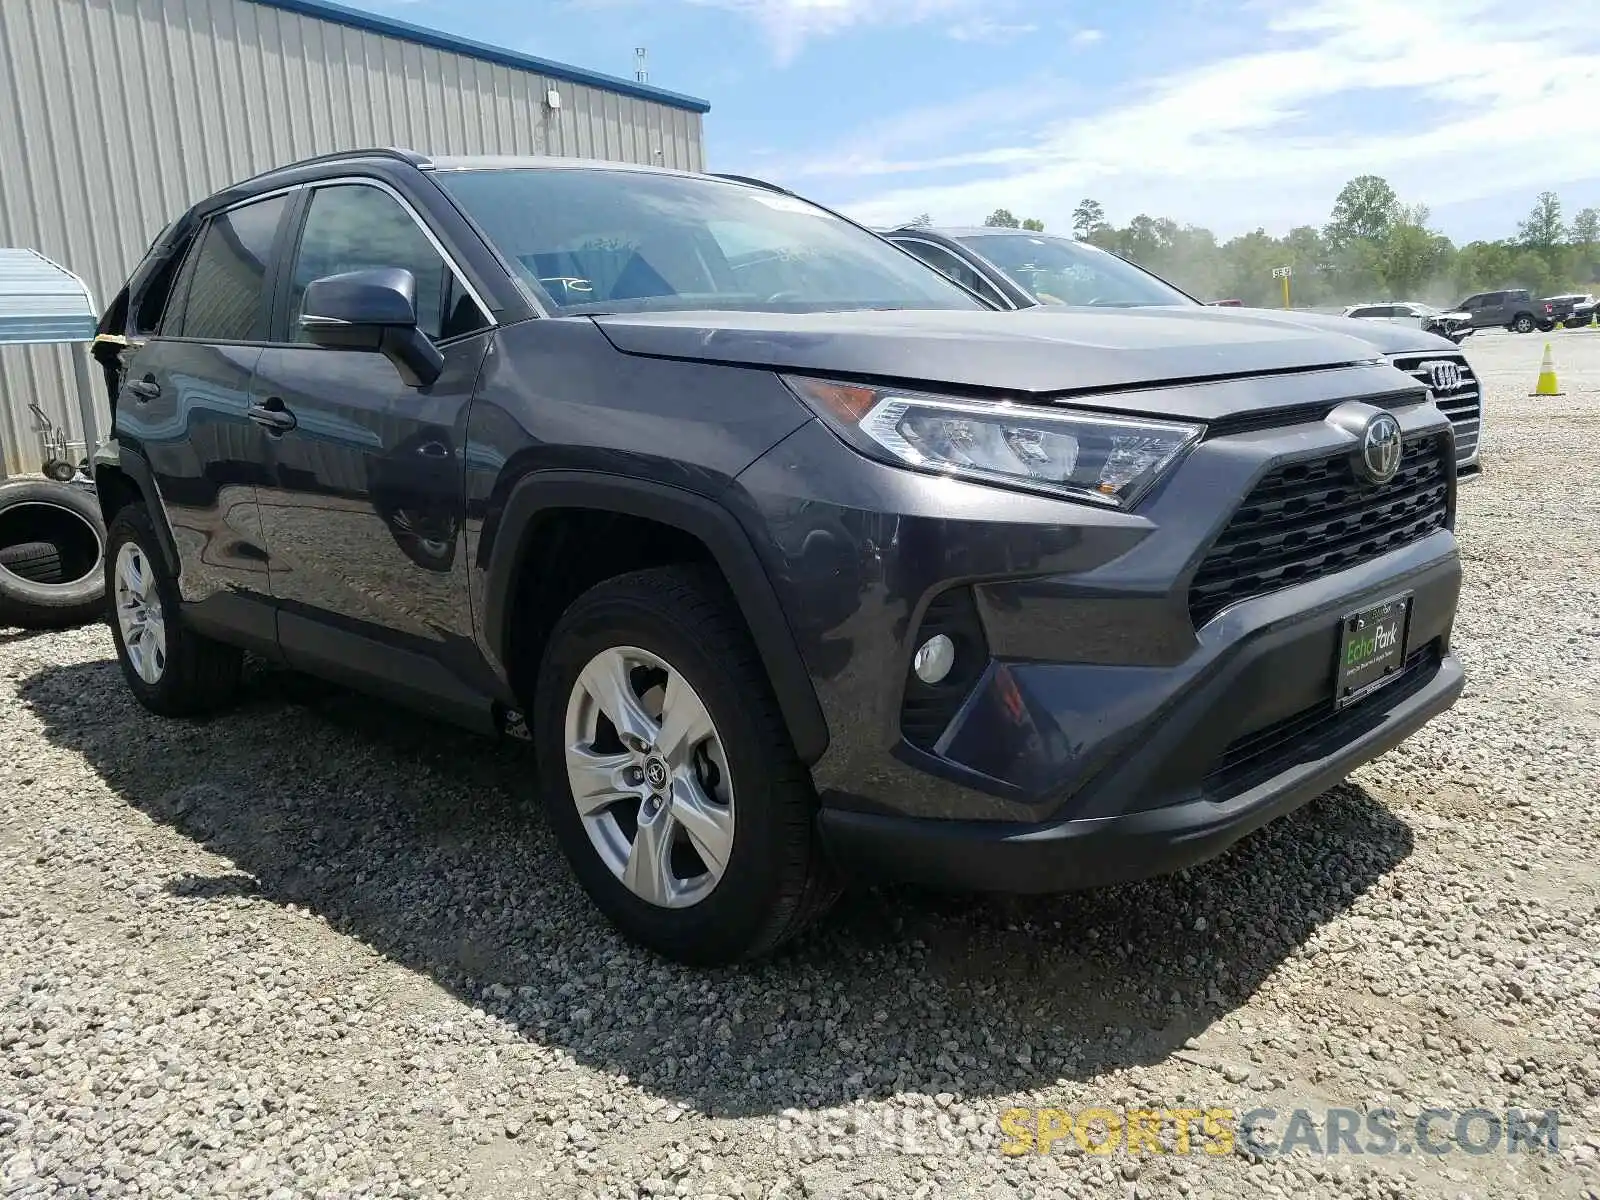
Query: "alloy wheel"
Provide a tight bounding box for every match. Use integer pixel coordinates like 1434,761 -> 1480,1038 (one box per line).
563,645 -> 735,909
113,541 -> 167,685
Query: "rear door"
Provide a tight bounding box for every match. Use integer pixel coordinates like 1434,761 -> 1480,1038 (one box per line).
111,193 -> 292,650
249,180 -> 494,710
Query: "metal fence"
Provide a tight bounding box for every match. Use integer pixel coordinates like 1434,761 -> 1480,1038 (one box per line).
0,0 -> 709,475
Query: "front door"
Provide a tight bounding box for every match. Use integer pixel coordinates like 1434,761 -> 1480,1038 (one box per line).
250,181 -> 494,714
113,193 -> 292,651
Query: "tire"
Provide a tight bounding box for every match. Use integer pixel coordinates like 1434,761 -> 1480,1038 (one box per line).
533,564 -> 837,965
104,505 -> 243,716
0,479 -> 106,629
1512,314 -> 1535,333
0,541 -> 63,584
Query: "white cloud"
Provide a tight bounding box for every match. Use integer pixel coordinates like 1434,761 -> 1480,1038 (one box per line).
803,0 -> 1600,238
678,0 -> 977,61
948,18 -> 1038,43
1068,28 -> 1103,47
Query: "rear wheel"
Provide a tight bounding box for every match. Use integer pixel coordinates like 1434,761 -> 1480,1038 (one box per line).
533,565 -> 836,965
105,506 -> 243,716
1512,313 -> 1535,333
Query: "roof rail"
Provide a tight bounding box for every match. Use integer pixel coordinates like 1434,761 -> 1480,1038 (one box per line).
233,147 -> 433,189
709,173 -> 793,195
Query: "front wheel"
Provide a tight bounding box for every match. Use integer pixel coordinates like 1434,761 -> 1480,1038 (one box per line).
1512,314 -> 1536,333
533,565 -> 836,965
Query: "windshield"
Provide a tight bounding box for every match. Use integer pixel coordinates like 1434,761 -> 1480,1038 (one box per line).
956,233 -> 1193,307
438,169 -> 982,316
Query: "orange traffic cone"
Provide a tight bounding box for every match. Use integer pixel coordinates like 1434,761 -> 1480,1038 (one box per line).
1532,342 -> 1564,396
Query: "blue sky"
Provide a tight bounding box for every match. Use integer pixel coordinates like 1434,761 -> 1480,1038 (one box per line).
352,0 -> 1600,243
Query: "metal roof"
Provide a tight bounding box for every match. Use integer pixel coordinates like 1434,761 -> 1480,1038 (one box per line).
0,250 -> 98,346
246,0 -> 712,114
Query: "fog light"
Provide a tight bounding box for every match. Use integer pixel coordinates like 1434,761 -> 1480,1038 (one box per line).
913,634 -> 955,684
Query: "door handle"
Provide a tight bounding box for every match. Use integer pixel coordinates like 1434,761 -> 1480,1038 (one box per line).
125,378 -> 161,401
247,397 -> 297,433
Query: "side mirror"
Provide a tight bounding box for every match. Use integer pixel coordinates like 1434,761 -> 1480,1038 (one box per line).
300,268 -> 444,388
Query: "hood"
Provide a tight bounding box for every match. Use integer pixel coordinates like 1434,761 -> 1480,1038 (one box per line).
591,306 -> 1383,404
1193,305 -> 1460,353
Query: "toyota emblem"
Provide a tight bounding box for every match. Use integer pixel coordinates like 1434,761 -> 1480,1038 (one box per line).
1423,360 -> 1462,392
1358,412 -> 1403,485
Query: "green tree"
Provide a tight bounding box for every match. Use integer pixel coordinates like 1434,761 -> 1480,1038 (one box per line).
905,212 -> 932,229
1381,206 -> 1449,299
1324,175 -> 1399,249
1569,207 -> 1598,282
1071,198 -> 1107,240
1510,248 -> 1559,296
1572,207 -> 1599,247
984,208 -> 1020,228
1450,241 -> 1514,297
1518,192 -> 1564,250
1021,217 -> 1045,232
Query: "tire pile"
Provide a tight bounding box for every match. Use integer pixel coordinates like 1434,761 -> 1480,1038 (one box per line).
0,478 -> 106,630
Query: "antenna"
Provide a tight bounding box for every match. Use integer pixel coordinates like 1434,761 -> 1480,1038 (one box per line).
634,47 -> 649,83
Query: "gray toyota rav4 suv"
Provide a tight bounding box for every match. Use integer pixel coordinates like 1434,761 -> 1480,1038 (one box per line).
92,151 -> 1464,964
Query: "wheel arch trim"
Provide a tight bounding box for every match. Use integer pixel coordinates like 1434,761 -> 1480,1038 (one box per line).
481,471 -> 829,765
92,444 -> 181,579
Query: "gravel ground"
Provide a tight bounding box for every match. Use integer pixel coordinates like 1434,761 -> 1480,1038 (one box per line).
3,329 -> 1599,1200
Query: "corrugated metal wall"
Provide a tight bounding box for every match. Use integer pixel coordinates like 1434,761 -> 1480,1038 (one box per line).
0,0 -> 707,475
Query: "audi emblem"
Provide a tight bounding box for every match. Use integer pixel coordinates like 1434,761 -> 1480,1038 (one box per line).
1422,360 -> 1462,392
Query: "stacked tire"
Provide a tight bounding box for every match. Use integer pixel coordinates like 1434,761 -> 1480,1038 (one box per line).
0,479 -> 107,630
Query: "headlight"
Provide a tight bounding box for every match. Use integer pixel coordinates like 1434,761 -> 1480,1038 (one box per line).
783,376 -> 1202,508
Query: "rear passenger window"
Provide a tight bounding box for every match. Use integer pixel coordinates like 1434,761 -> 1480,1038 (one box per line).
176,195 -> 288,342
287,184 -> 487,343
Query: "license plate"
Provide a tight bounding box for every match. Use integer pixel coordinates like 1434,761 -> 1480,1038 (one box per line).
1334,596 -> 1411,709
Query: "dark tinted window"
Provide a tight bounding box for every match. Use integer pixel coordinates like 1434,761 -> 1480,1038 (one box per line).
1348,306 -> 1388,318
125,224 -> 187,336
177,195 -> 288,341
957,233 -> 1192,307
894,239 -> 1006,306
288,184 -> 487,343
438,168 -> 980,315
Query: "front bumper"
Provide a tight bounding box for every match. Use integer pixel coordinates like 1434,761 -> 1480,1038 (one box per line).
733,363 -> 1463,891
821,650 -> 1461,892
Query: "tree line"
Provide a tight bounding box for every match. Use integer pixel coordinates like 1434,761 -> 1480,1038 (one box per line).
959,178 -> 1598,309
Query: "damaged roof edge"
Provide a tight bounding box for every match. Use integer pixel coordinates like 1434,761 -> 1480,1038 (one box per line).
244,0 -> 712,114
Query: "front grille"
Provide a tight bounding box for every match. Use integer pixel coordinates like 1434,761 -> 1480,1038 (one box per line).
1392,353 -> 1481,464
1203,645 -> 1440,797
1188,435 -> 1449,626
900,587 -> 987,751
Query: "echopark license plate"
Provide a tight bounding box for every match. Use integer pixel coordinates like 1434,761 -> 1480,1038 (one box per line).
1334,596 -> 1411,709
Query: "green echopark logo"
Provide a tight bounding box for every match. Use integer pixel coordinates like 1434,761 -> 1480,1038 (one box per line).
1345,621 -> 1399,666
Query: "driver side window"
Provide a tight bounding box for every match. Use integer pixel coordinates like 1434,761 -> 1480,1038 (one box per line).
288,184 -> 487,343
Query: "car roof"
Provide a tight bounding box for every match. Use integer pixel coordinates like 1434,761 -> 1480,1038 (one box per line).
920,226 -> 1061,238
201,147 -> 757,216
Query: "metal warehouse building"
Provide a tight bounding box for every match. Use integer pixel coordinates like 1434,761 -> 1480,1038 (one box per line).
0,0 -> 710,475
